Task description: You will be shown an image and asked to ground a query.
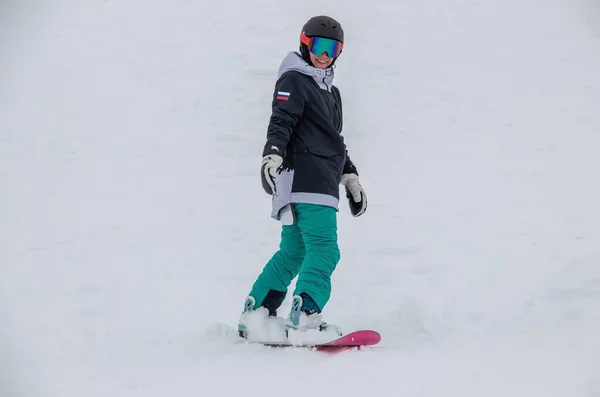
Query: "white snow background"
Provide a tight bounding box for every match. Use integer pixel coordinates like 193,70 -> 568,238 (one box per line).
1,0 -> 600,396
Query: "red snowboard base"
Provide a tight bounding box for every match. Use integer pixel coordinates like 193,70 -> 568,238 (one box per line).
251,330 -> 381,353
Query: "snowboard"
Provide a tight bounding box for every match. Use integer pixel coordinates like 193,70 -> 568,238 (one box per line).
249,330 -> 381,353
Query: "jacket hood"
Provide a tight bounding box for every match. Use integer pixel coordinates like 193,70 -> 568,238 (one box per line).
277,51 -> 335,92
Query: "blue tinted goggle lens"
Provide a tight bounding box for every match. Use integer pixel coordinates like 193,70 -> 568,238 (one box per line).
307,36 -> 343,58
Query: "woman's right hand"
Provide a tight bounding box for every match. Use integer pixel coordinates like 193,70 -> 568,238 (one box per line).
261,154 -> 283,195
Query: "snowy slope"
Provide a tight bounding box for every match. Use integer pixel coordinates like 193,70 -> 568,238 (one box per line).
2,0 -> 600,396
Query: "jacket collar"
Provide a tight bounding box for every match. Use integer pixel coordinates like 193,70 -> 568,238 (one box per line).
277,51 -> 335,92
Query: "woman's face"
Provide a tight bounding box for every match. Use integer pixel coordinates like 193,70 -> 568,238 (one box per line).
310,52 -> 334,69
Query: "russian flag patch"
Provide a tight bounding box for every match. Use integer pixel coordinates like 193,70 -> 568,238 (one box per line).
276,91 -> 290,101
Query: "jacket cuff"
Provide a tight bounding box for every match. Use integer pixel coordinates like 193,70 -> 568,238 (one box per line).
342,161 -> 358,177
263,144 -> 284,157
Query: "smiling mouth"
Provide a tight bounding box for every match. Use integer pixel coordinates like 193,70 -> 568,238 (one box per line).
315,58 -> 329,64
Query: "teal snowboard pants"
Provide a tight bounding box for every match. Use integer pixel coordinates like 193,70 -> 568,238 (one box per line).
249,203 -> 341,312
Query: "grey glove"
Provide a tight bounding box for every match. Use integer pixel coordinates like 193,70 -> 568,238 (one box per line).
261,154 -> 283,195
341,173 -> 367,217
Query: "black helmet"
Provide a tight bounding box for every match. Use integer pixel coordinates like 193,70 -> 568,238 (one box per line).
299,15 -> 344,66
301,15 -> 344,43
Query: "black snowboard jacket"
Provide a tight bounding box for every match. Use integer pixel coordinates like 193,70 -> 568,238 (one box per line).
262,51 -> 358,220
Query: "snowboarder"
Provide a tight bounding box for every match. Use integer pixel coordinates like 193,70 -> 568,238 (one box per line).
238,15 -> 367,339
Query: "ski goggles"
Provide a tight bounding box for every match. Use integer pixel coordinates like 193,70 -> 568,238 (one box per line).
300,33 -> 343,58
